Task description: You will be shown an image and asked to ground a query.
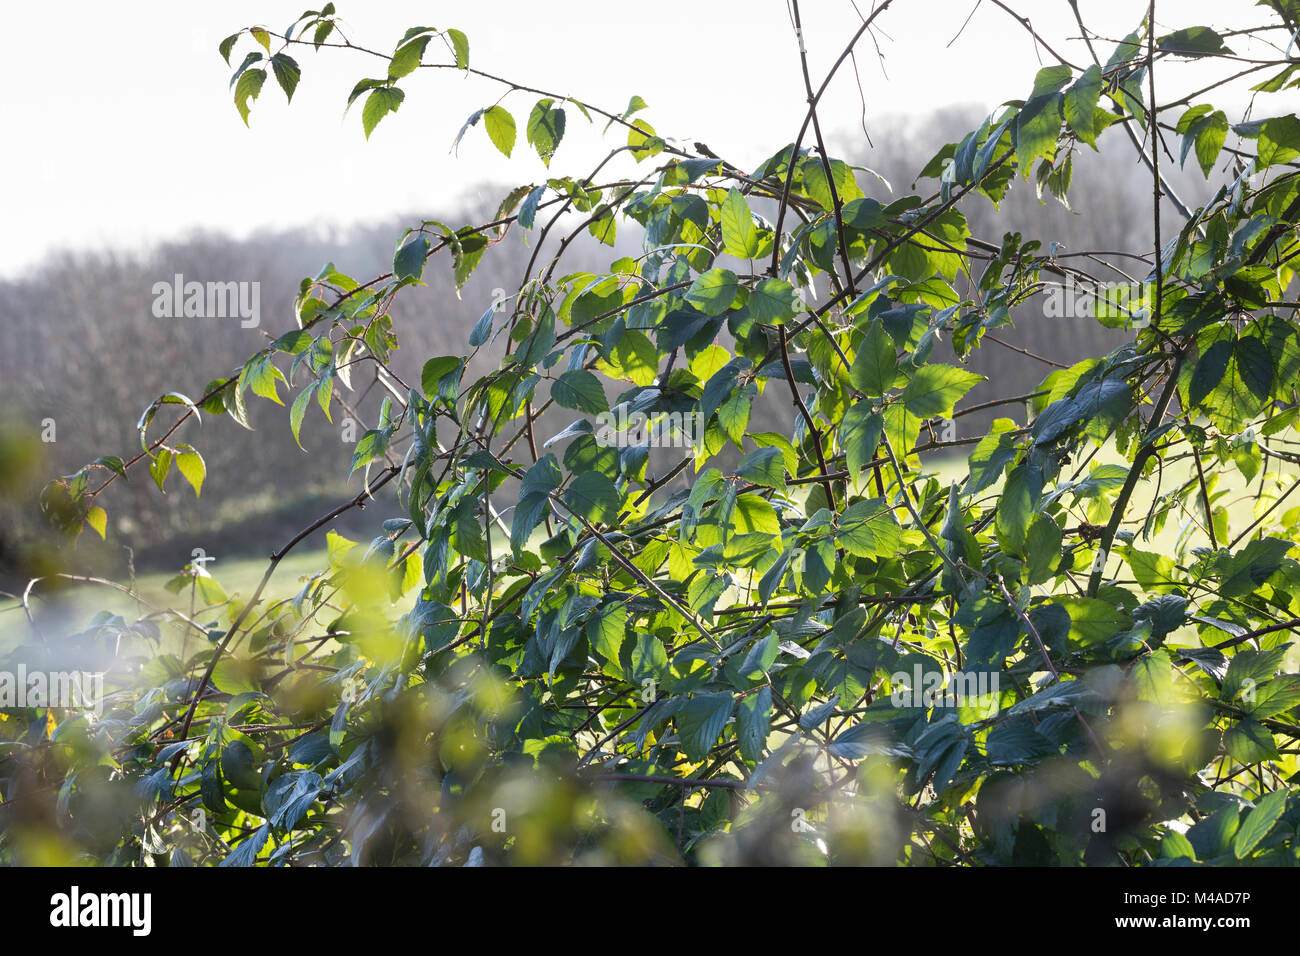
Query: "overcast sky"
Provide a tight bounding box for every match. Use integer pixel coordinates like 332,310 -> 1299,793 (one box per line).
1,0 -> 1275,278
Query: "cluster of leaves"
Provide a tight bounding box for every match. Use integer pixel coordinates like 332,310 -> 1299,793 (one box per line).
9,2 -> 1300,866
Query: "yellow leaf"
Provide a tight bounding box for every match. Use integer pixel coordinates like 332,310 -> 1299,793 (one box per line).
85,506 -> 108,539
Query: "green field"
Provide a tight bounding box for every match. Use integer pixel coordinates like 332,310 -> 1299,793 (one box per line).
0,548 -> 331,649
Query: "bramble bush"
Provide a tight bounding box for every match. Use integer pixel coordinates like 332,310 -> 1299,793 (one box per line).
6,1 -> 1300,865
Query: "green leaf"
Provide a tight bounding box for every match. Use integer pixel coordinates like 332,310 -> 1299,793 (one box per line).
1064,65 -> 1102,147
1054,595 -> 1129,645
1191,110 -> 1228,176
91,456 -> 127,479
349,428 -> 391,474
995,462 -> 1037,554
1225,719 -> 1279,764
677,692 -> 733,761
836,498 -> 901,558
627,119 -> 663,161
1023,514 -> 1062,583
1258,114 -> 1300,168
452,230 -> 488,289
313,19 -> 335,48
483,105 -> 516,157
362,87 -> 405,139
587,603 -> 627,668
219,33 -> 239,65
526,99 -> 566,165
220,824 -> 270,868
738,634 -> 778,680
596,329 -> 658,386
736,685 -> 771,762
564,471 -> 620,523
388,35 -> 430,79
1160,828 -> 1196,860
850,320 -> 897,397
270,53 -> 301,102
511,492 -> 550,555
1233,789 -> 1287,857
900,364 -> 983,417
234,68 -> 266,126
1188,805 -> 1239,860
965,418 -> 1019,496
84,506 -> 107,540
149,448 -> 172,493
446,28 -> 470,69
1248,676 -> 1300,719
882,402 -> 922,464
240,354 -> 285,406
1189,336 -> 1231,406
1015,92 -> 1063,175
212,659 -> 261,697
747,278 -> 800,325
174,445 -> 206,498
841,401 -> 882,477
720,188 -> 760,259
731,493 -> 779,537
551,370 -> 608,414
1029,65 -> 1073,98
843,197 -> 885,230
393,234 -> 429,283
716,388 -> 752,446
685,268 -> 739,316
290,383 -> 316,449
736,447 -> 786,491
1221,643 -> 1291,700
1159,26 -> 1233,58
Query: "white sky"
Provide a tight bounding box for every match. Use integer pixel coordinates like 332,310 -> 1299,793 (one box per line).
0,0 -> 1277,278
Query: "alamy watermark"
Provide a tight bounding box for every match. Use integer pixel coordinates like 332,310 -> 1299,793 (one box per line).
0,666 -> 105,715
1043,274 -> 1152,329
890,664 -> 999,710
49,886 -> 151,936
151,273 -> 260,328
595,407 -> 705,448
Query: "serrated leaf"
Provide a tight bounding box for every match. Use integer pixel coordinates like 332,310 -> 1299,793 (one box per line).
736,686 -> 771,762
271,53 -> 301,102
720,188 -> 759,259
563,471 -> 619,523
290,383 -> 316,449
362,87 -> 404,139
551,369 -> 608,414
747,277 -> 800,325
84,506 -> 107,539
841,401 -> 882,477
736,447 -> 785,491
175,445 -> 206,498
484,105 -> 515,157
850,320 -> 897,396
527,99 -> 566,166
677,692 -> 733,761
394,234 -> 429,283
1233,788 -> 1287,857
388,35 -> 429,79
234,68 -> 266,126
685,268 -> 738,316
836,498 -> 901,558
900,364 -> 984,417
446,28 -> 469,69
149,448 -> 172,493
1064,65 -> 1102,147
